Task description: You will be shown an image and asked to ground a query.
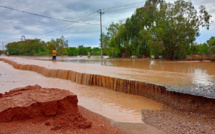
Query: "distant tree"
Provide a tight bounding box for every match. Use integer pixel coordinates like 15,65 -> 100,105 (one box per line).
77,45 -> 89,55
6,39 -> 47,56
198,43 -> 211,56
207,36 -> 215,46
67,46 -> 102,56
6,42 -> 19,55
206,37 -> 215,55
210,46 -> 215,55
91,47 -> 101,56
47,36 -> 68,55
67,47 -> 78,56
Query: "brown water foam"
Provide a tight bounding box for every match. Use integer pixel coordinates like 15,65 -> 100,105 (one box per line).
0,58 -> 214,116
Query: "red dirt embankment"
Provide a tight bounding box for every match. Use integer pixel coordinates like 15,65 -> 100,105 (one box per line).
0,85 -> 124,134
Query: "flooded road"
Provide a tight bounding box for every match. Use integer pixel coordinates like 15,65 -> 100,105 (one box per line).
0,61 -> 163,122
24,56 -> 215,75
18,56 -> 215,98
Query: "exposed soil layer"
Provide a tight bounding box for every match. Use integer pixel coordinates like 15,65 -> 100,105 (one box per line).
141,106 -> 215,134
0,85 -> 79,122
0,85 -> 124,134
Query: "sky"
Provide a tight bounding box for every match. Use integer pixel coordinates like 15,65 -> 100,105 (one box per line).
0,0 -> 214,50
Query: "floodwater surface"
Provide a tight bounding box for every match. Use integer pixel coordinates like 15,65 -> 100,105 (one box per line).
22,56 -> 215,75
21,56 -> 215,75
0,61 -> 163,122
19,56 -> 215,98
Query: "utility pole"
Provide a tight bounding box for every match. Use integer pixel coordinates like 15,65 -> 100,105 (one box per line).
2,42 -> 4,55
97,9 -> 104,60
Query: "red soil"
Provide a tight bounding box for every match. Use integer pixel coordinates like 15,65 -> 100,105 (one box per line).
0,85 -> 79,122
0,85 -> 124,134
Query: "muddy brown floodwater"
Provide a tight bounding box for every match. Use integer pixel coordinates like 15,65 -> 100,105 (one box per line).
0,61 -> 163,123
23,56 -> 215,75
7,56 -> 215,98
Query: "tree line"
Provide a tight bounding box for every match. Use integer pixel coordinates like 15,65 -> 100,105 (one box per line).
5,36 -> 102,56
101,0 -> 214,59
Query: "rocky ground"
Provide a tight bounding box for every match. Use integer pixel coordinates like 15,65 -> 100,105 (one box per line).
142,106 -> 215,134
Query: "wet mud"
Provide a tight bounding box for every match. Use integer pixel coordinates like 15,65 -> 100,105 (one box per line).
0,57 -> 214,116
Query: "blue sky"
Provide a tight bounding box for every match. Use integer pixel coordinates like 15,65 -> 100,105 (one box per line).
0,0 -> 214,50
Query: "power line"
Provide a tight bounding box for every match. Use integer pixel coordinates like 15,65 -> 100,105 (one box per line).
43,14 -> 105,38
102,1 -> 145,11
40,25 -> 76,38
39,14 -> 100,38
0,4 -> 100,38
80,13 -> 99,22
77,11 -> 97,21
0,4 -> 99,26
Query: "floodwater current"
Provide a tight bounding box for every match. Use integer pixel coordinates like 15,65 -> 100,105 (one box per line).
21,56 -> 215,98
0,61 -> 162,122
22,56 -> 215,75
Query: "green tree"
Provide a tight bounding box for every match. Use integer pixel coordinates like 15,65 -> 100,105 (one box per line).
100,33 -> 111,55
207,37 -> 215,55
106,22 -> 122,57
142,0 -> 212,59
207,36 -> 215,46
102,0 -> 212,59
77,45 -> 89,55
67,47 -> 78,56
6,42 -> 19,55
47,36 -> 68,55
91,47 -> 101,56
197,43 -> 211,56
6,39 -> 47,56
